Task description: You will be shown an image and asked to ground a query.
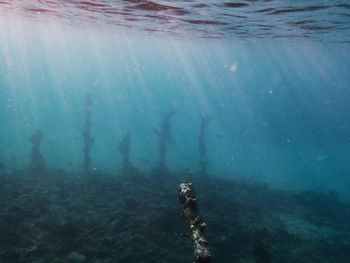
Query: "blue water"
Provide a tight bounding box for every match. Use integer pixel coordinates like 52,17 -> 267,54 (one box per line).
0,1 -> 350,199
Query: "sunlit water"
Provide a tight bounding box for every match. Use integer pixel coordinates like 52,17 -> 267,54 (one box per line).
0,1 -> 350,199
1,0 -> 350,41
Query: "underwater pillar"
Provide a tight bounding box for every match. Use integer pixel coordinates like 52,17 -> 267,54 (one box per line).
118,133 -> 133,175
83,93 -> 94,175
198,114 -> 213,177
29,130 -> 46,175
153,110 -> 176,177
178,182 -> 211,263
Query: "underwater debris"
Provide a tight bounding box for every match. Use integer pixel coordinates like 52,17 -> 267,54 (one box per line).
178,181 -> 211,263
83,93 -> 94,175
198,114 -> 213,177
153,109 -> 176,179
29,130 -> 46,175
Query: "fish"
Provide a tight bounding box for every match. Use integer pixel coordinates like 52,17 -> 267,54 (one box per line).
215,134 -> 226,140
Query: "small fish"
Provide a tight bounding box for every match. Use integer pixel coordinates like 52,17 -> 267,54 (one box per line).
215,134 -> 226,140
154,128 -> 160,136
180,233 -> 191,240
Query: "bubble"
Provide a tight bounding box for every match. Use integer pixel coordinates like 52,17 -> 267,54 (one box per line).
230,62 -> 238,73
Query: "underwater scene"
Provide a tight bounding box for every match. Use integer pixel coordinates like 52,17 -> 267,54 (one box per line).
1,1 -> 350,262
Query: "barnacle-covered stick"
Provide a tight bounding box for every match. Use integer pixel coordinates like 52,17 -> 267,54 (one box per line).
178,182 -> 212,263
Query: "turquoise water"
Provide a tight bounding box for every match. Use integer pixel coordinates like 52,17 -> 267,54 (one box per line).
1,2 -> 350,263
1,6 -> 350,198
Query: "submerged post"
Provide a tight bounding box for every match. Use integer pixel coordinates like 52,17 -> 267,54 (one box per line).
83,93 -> 94,174
178,182 -> 212,263
198,114 -> 213,177
153,110 -> 176,178
118,132 -> 133,175
29,130 -> 46,175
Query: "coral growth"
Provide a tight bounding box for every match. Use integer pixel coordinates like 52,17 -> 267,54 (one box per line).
178,182 -> 211,262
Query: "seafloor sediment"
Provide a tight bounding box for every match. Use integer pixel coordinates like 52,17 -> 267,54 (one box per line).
0,169 -> 349,263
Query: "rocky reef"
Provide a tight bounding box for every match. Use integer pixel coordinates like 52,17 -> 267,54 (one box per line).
0,170 -> 349,263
